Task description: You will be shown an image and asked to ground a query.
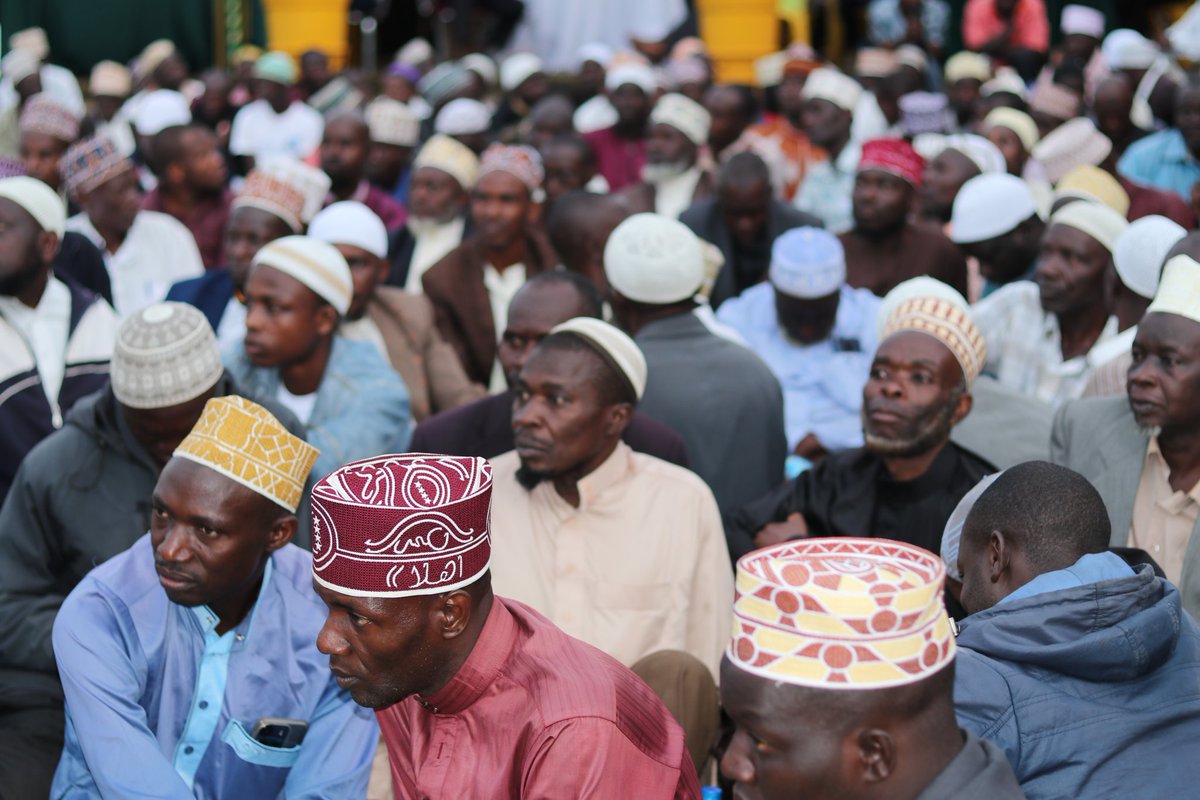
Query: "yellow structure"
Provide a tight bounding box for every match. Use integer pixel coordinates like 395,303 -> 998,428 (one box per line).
261,0 -> 350,68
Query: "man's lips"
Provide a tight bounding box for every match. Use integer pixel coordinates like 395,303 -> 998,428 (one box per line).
867,404 -> 907,423
155,564 -> 197,590
329,664 -> 360,688
1129,393 -> 1163,415
514,433 -> 551,454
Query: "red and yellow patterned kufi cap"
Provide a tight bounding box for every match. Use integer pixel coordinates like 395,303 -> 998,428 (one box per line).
882,296 -> 987,387
174,396 -> 319,513
311,454 -> 493,597
729,538 -> 956,689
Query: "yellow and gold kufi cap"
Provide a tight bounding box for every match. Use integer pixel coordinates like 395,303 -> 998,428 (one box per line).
729,538 -> 956,690
882,296 -> 987,387
174,396 -> 318,513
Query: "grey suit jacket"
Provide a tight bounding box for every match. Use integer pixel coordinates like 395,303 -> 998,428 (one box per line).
1050,395 -> 1200,617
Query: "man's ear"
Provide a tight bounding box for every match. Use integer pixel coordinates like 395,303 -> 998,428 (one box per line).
605,402 -> 634,437
438,590 -> 474,640
164,161 -> 186,188
315,303 -> 339,336
266,515 -> 298,552
950,390 -> 974,426
38,230 -> 59,266
857,728 -> 897,785
988,530 -> 1010,585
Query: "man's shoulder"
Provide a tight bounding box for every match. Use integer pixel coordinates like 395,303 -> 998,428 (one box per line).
64,535 -> 161,616
1058,394 -> 1134,431
1122,128 -> 1182,161
265,545 -> 325,617
973,279 -> 1040,316
411,393 -> 506,456
167,268 -> 232,299
626,449 -> 712,497
135,209 -> 199,242
421,239 -> 478,291
490,449 -> 522,478
372,286 -> 433,327
678,196 -> 718,229
329,337 -> 405,386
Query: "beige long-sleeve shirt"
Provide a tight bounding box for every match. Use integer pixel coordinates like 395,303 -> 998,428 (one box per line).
488,443 -> 734,681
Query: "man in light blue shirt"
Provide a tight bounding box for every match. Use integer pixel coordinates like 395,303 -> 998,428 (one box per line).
1116,82 -> 1200,202
717,227 -> 879,459
51,396 -> 378,799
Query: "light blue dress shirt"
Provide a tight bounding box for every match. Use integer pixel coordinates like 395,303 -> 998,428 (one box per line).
717,283 -> 881,452
51,534 -> 378,799
1117,128 -> 1200,202
999,551 -> 1136,607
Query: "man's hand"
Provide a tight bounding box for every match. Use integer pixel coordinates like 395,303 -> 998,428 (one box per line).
793,433 -> 829,462
754,513 -> 809,549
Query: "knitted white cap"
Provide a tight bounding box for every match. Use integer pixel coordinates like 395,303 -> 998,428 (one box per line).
111,303 -> 223,410
604,213 -> 705,304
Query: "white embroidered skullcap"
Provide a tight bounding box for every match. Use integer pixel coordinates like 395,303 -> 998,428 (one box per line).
895,44 -> 928,73
1102,29 -> 1160,70
1031,117 -> 1112,184
233,157 -> 331,232
308,201 -> 389,260
919,133 -> 1007,175
944,51 -> 991,84
941,472 -> 1003,581
950,173 -> 1038,244
983,107 -> 1039,152
366,97 -> 420,147
0,176 -> 66,237
1061,4 -> 1106,38
434,97 -> 491,136
2,49 -> 40,86
132,89 -> 192,136
605,63 -> 658,94
649,93 -> 711,146
251,235 -> 353,316
462,53 -> 497,87
980,67 -> 1027,100
396,38 -> 433,67
1113,216 -> 1186,300
111,302 -> 224,410
574,95 -> 618,133
1148,255 -> 1200,324
883,295 -> 987,386
412,134 -> 480,190
801,68 -> 862,112
500,52 -> 542,93
1048,200 -> 1128,253
90,60 -> 132,98
769,227 -> 846,298
579,42 -> 614,67
604,212 -> 705,304
550,317 -> 648,401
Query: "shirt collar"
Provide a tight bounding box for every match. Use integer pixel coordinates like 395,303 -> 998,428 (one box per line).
529,441 -> 632,513
876,441 -> 959,500
1146,437 -> 1200,503
416,597 -> 517,715
188,556 -> 274,641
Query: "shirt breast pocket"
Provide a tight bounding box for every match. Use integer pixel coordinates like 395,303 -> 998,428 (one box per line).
221,719 -> 304,769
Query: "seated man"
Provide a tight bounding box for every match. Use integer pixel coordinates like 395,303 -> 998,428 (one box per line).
61,134 -> 204,317
840,138 -> 968,297
544,190 -> 630,292
618,93 -> 714,220
974,199 -> 1125,406
483,318 -> 732,769
0,303 -> 305,792
410,271 -> 688,465
792,68 -> 863,234
728,291 -> 995,560
917,133 -> 1007,228
955,461 -> 1200,798
681,151 -> 822,307
717,227 -> 880,460
539,134 -> 601,210
1051,254 -> 1200,617
167,158 -> 330,351
228,51 -> 323,169
18,94 -> 79,196
721,537 -> 1024,799
225,235 -> 410,483
308,200 -> 483,421
949,173 -> 1043,297
310,454 -> 701,797
51,396 -> 377,797
422,144 -> 558,388
387,134 -> 478,291
608,213 -> 787,515
319,110 -> 407,232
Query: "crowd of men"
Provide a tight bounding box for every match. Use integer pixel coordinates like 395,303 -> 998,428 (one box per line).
1,0 -> 1200,796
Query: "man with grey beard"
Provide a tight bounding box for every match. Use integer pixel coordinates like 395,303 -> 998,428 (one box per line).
725,291 -> 996,561
617,93 -> 714,220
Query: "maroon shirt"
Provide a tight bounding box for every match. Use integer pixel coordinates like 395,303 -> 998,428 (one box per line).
584,126 -> 648,192
140,187 -> 234,270
378,597 -> 701,799
1118,176 -> 1197,229
330,180 -> 408,232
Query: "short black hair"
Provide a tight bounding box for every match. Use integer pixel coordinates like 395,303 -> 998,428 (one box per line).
964,461 -> 1111,573
545,189 -> 608,268
541,133 -> 596,167
150,123 -> 203,174
536,330 -> 637,405
718,151 -> 771,190
522,270 -> 604,319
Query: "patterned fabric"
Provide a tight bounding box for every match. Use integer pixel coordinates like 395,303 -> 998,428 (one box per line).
60,134 -> 131,196
174,396 -> 318,513
311,454 -> 492,597
478,144 -> 544,191
19,93 -> 80,142
793,142 -> 861,234
728,537 -> 955,689
232,159 -> 330,232
883,295 -> 987,385
859,138 -> 926,187
730,117 -> 826,202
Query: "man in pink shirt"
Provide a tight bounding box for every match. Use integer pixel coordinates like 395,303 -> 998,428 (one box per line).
310,453 -> 701,799
963,0 -> 1049,81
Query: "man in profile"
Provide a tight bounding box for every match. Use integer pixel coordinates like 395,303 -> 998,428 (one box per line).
310,453 -> 701,797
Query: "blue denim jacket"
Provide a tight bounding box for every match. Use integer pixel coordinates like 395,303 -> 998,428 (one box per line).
955,561 -> 1200,799
226,336 -> 412,480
